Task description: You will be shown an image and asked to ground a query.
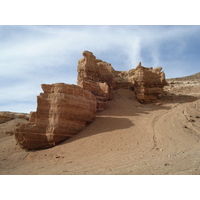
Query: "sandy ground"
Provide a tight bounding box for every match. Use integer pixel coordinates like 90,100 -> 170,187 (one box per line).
0,80 -> 200,175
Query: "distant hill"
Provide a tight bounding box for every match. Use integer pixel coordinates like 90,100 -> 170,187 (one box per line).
167,72 -> 200,81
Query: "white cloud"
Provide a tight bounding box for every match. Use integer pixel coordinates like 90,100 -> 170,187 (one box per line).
0,25 -> 200,112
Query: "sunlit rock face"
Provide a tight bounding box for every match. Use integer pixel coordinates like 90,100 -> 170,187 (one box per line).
132,62 -> 167,103
77,51 -> 115,111
77,51 -> 167,105
15,83 -> 96,150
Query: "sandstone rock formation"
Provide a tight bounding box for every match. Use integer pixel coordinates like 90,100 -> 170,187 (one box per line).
78,51 -> 167,104
77,51 -> 115,111
14,50 -> 167,150
15,83 -> 96,150
132,62 -> 167,102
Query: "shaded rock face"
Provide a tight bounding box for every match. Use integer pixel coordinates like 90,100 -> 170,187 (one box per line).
15,83 -> 96,150
77,51 -> 167,105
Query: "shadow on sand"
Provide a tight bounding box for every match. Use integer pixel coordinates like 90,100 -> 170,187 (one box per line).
24,88 -> 196,150
60,116 -> 134,145
58,90 -> 199,145
159,92 -> 199,104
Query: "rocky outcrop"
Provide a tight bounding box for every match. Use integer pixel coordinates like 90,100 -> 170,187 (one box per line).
0,112 -> 29,124
77,51 -> 115,111
14,50 -> 167,151
131,62 -> 167,102
15,83 -> 96,150
78,51 -> 167,105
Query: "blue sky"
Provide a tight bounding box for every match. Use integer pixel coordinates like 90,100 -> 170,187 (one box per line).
0,25 -> 200,113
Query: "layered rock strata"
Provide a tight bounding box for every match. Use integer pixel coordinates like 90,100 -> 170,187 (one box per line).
77,51 -> 167,105
77,51 -> 115,111
15,83 -> 96,150
132,62 -> 167,102
14,50 -> 167,150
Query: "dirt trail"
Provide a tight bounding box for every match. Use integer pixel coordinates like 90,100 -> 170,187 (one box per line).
0,89 -> 200,175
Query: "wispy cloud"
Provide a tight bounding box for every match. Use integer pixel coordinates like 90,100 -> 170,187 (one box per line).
0,25 -> 200,112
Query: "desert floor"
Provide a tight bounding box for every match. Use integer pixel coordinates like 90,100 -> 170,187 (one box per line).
1,77 -> 200,175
